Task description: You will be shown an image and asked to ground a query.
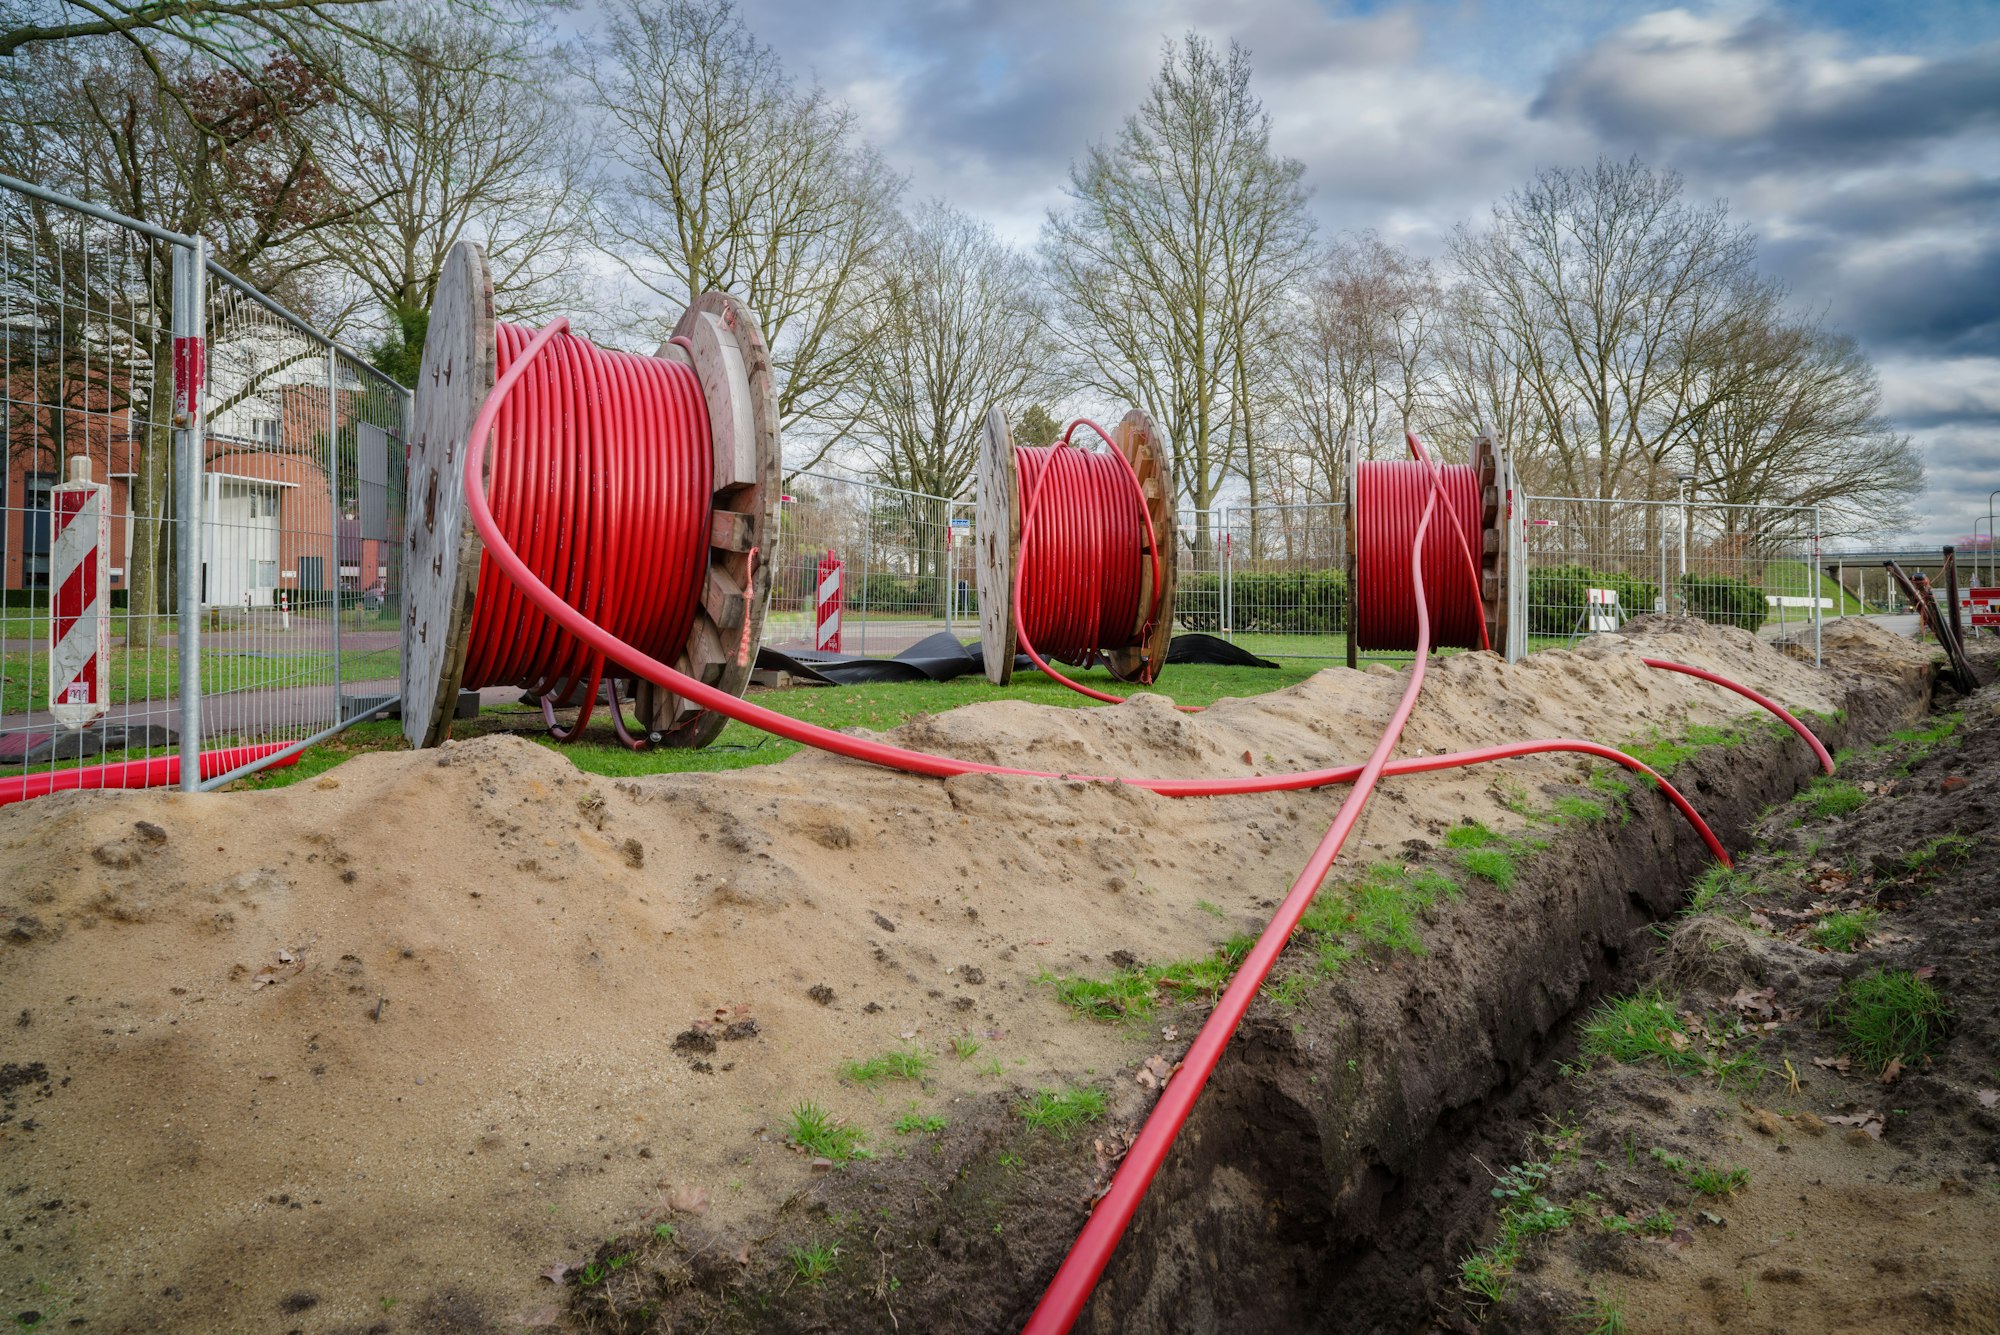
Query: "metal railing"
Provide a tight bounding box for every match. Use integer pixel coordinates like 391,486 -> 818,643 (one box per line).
769,472 -> 965,656
1,174 -> 410,795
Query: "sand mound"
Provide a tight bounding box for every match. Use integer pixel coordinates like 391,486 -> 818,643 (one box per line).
0,622 -> 1853,1330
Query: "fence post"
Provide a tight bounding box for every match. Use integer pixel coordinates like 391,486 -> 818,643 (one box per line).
1221,509 -> 1233,638
329,346 -> 342,713
857,485 -> 874,655
172,240 -> 206,791
1812,508 -> 1822,668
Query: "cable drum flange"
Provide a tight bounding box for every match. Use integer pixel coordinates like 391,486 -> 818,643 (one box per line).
975,408 -> 1177,686
401,241 -> 778,749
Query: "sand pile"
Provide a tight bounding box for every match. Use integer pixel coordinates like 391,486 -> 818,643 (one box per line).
0,620 -> 1888,1331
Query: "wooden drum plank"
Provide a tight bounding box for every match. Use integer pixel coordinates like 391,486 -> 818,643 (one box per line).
975,408 -> 1021,684
1107,409 -> 1177,683
403,241 -> 494,748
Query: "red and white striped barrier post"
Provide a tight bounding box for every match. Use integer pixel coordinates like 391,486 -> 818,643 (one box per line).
815,549 -> 844,653
49,455 -> 109,729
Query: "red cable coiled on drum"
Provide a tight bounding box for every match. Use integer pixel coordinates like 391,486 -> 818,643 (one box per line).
1354,458 -> 1489,652
462,322 -> 713,741
1014,441 -> 1151,666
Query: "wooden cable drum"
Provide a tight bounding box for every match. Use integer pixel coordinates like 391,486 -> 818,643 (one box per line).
401,240 -> 780,750
975,407 -> 1177,687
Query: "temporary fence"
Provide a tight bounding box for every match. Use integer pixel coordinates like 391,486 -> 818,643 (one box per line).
1,174 -> 409,796
1520,495 -> 1823,665
767,473 -> 966,657
765,480 -> 1824,669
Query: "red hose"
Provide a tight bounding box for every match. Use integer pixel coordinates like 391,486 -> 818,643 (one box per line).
0,743 -> 299,807
453,322 -> 1845,1329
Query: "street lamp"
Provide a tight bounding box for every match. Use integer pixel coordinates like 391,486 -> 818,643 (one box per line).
1987,487 -> 2000,588
1672,472 -> 1693,608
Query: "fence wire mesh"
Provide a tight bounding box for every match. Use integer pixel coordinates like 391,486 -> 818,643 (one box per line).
2,186 -> 188,788
2,176 -> 409,796
1522,495 -> 1822,659
769,473 -> 962,658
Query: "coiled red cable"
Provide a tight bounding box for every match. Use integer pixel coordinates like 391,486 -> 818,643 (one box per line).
1354,457 -> 1489,651
456,323 -> 1838,1333
463,323 -> 712,741
1010,420 -> 1170,705
1014,436 -> 1152,666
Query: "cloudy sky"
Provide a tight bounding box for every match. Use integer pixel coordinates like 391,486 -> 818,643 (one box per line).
709,0 -> 1999,548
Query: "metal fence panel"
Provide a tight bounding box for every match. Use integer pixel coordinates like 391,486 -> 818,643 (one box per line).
1523,494 -> 1821,661
768,473 -> 958,658
2,186 -> 193,793
1213,502 -> 1348,661
2,176 -> 410,798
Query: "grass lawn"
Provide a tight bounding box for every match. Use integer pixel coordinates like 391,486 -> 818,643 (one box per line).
231,660 -> 1326,791
1,645 -> 401,717
1762,560 -> 1869,616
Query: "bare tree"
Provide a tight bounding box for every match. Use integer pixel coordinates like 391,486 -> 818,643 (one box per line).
841,201 -> 1049,604
1272,234 -> 1444,503
581,0 -> 902,465
312,3 -> 586,383
1450,158 -> 1754,500
1040,34 -> 1314,545
1684,314 -> 1921,539
848,202 -> 1049,498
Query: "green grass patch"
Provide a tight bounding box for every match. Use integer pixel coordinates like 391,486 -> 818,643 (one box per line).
892,1108 -> 946,1136
1832,969 -> 1950,1073
1444,820 -> 1505,850
1578,990 -> 1761,1084
1552,794 -> 1609,824
1456,847 -> 1518,891
1018,1085 -> 1106,1139
1650,1148 -> 1749,1197
1041,935 -> 1254,1023
1809,908 -> 1881,953
788,1242 -> 840,1283
1798,778 -> 1867,820
1625,722 -> 1739,777
1688,864 -> 1758,913
838,1044 -> 933,1087
785,1101 -> 871,1163
1298,861 -> 1460,962
1899,833 -> 1975,881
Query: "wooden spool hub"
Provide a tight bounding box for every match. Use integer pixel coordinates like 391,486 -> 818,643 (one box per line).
1469,431 -> 1508,656
401,241 -> 780,750
974,408 -> 1177,686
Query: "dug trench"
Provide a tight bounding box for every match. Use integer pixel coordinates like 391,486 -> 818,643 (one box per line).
564,619 -> 1941,1335
0,619 -> 1935,1332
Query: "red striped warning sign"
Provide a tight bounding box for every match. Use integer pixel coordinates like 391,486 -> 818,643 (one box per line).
49,456 -> 109,729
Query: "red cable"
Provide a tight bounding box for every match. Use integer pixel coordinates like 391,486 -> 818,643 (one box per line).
450,323 -> 1848,1329
1010,420 -> 1173,705
1354,456 -> 1488,651
466,322 -> 712,741
1407,429 -> 1491,652
1642,657 -> 1835,774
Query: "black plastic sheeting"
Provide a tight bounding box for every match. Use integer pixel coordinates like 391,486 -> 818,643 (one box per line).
753,632 -> 1279,687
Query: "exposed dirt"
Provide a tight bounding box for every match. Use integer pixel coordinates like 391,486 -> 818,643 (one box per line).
1428,648 -> 2000,1335
0,619 -> 1927,1332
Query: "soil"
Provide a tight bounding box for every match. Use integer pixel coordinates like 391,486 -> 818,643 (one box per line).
0,618 -> 1934,1332
1430,646 -> 2000,1335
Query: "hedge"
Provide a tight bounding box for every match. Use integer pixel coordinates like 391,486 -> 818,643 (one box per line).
1679,571 -> 1764,632
1525,565 -> 1660,637
1175,569 -> 1347,635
